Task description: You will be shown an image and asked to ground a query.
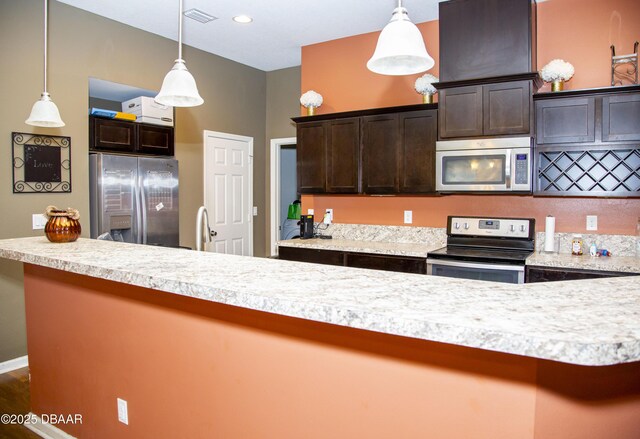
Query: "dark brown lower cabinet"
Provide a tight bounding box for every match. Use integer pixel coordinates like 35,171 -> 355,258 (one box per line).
345,253 -> 426,274
278,246 -> 344,266
278,246 -> 426,274
525,265 -> 634,283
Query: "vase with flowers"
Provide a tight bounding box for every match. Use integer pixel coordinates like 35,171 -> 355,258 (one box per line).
300,90 -> 323,116
414,74 -> 439,103
540,59 -> 575,92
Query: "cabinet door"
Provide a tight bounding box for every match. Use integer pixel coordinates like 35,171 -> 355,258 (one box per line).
535,97 -> 595,144
326,118 -> 360,193
90,117 -> 136,152
602,93 -> 640,142
137,124 -> 174,156
439,86 -> 483,138
361,114 -> 400,194
296,121 -> 327,193
483,81 -> 531,136
399,110 -> 437,193
345,253 -> 426,274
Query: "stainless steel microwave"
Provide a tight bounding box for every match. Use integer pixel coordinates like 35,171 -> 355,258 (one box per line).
435,137 -> 532,193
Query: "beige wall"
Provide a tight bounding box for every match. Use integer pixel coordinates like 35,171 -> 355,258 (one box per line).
265,66 -> 301,253
0,0 -> 301,362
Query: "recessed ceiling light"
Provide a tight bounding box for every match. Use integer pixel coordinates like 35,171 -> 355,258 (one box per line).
232,15 -> 253,24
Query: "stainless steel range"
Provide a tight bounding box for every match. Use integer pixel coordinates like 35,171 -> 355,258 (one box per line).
427,216 -> 535,284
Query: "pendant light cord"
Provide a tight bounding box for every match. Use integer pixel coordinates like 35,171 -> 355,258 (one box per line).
178,0 -> 183,60
43,0 -> 48,93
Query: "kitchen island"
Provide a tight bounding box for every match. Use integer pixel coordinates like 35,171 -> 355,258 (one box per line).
1,237 -> 639,438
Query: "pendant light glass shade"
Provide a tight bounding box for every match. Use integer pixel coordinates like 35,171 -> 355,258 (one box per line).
26,92 -> 65,127
155,59 -> 203,107
155,0 -> 203,107
26,0 -> 65,127
367,1 -> 434,76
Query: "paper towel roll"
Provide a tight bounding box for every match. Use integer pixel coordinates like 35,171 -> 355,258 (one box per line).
544,216 -> 556,252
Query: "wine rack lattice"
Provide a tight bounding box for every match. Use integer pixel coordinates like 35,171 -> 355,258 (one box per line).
538,148 -> 640,193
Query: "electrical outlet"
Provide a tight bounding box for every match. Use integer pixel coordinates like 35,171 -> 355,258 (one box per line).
586,215 -> 598,231
117,398 -> 128,425
325,208 -> 333,224
308,209 -> 314,215
32,214 -> 47,230
404,210 -> 413,224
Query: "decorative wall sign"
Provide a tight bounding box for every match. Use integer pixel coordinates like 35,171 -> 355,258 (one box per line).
12,132 -> 71,193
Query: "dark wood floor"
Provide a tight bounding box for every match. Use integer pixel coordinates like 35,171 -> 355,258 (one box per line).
0,367 -> 41,439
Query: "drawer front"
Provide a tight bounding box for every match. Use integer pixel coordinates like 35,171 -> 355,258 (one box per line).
525,265 -> 633,283
345,253 -> 426,274
278,246 -> 344,266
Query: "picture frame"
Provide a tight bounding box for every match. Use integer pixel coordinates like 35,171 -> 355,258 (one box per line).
12,132 -> 71,193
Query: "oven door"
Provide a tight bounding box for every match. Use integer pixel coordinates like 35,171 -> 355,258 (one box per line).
426,259 -> 525,284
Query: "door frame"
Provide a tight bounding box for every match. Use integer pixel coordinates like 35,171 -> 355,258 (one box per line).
269,137 -> 297,257
203,130 -> 254,256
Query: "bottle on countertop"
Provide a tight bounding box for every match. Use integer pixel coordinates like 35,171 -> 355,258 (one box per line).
589,242 -> 597,257
571,235 -> 583,256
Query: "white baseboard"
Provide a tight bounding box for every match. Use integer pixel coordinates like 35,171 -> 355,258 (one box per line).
0,355 -> 28,374
24,413 -> 78,439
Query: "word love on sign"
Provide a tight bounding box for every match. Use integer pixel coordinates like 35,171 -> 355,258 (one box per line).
12,132 -> 72,193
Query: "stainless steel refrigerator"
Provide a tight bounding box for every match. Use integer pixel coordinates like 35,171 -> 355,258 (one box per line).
89,153 -> 179,247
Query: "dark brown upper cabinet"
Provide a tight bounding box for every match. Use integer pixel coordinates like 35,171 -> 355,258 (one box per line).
137,124 -> 174,156
399,110 -> 437,193
602,93 -> 640,142
535,97 -> 596,145
90,117 -> 136,152
439,0 -> 536,82
326,118 -> 360,193
439,80 -> 532,139
293,104 -> 438,196
361,114 -> 400,194
90,116 -> 175,156
296,120 -> 327,193
533,86 -> 640,198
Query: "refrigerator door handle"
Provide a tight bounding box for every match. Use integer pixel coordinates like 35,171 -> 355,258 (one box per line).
134,174 -> 143,244
139,173 -> 148,245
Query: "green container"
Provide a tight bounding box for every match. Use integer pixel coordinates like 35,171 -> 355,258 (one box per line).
287,202 -> 301,220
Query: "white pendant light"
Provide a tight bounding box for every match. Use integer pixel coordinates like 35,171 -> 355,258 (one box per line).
155,0 -> 204,107
26,0 -> 65,127
367,0 -> 435,76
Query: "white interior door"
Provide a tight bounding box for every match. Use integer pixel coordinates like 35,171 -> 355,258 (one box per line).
204,131 -> 253,256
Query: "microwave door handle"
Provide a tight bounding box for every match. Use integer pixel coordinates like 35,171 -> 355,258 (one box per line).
504,150 -> 512,190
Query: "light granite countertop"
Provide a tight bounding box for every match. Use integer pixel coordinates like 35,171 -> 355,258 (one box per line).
279,238 -> 640,273
2,237 -> 640,366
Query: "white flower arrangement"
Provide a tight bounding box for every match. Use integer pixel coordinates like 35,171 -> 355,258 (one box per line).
300,90 -> 323,109
414,74 -> 439,96
540,59 -> 575,82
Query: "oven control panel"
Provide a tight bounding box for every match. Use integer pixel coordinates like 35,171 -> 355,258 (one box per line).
448,216 -> 533,239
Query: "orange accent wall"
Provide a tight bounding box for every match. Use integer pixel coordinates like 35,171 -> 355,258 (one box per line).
23,265 -> 640,438
300,0 -> 640,235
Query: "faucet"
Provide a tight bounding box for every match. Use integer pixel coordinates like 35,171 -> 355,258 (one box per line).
196,206 -> 216,251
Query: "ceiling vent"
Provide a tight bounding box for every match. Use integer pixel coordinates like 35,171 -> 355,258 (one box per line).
183,8 -> 217,24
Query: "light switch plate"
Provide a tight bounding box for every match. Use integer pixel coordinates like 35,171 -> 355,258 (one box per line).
117,398 -> 128,425
404,210 -> 413,224
586,215 -> 598,231
308,209 -> 314,215
252,206 -> 258,216
32,214 -> 47,230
